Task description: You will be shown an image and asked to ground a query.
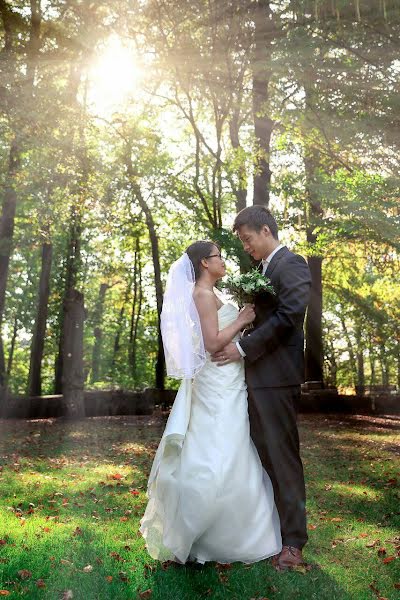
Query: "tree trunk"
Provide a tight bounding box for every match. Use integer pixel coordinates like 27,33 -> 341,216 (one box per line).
110,280 -> 131,376
26,0 -> 41,91
27,240 -> 52,396
0,0 -> 42,396
128,237 -> 143,382
305,255 -> 323,383
355,326 -> 365,394
368,336 -> 376,386
340,316 -> 357,387
54,66 -> 87,393
91,282 -> 109,383
304,143 -> 324,384
0,140 -> 19,390
251,0 -> 274,207
54,221 -> 82,393
380,343 -> 389,385
62,289 -> 85,418
328,346 -> 337,387
229,115 -> 247,212
6,312 -> 18,378
126,153 -> 164,389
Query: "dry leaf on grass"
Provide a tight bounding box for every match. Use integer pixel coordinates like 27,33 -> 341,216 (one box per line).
60,559 -> 74,566
18,569 -> 32,579
82,565 -> 93,573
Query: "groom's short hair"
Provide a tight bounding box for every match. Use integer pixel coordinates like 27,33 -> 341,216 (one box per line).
233,205 -> 279,240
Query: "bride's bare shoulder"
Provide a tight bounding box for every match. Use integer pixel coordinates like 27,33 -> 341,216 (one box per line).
193,287 -> 219,313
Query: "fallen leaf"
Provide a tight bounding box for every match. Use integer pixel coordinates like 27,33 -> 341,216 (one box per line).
18,569 -> 32,579
378,548 -> 387,556
60,559 -> 74,567
139,591 -> 152,599
292,564 -> 308,574
359,533 -> 368,538
331,518 -> 343,523
0,541 -> 6,546
36,579 -> 46,588
366,540 -> 380,548
120,517 -> 128,522
106,576 -> 113,582
383,556 -> 396,564
394,583 -> 400,589
216,563 -> 232,570
308,524 -> 317,530
0,592 -> 10,597
111,474 -> 123,480
83,565 -> 93,573
110,552 -> 123,561
61,592 -> 73,600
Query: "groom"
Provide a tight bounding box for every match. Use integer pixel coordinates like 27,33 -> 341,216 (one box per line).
213,205 -> 311,570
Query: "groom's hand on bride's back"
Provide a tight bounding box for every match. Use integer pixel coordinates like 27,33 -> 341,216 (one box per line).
211,342 -> 241,366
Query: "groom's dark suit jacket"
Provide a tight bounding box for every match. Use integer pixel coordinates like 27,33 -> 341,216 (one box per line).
239,246 -> 311,389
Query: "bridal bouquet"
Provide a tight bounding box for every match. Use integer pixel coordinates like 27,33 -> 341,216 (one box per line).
223,269 -> 275,307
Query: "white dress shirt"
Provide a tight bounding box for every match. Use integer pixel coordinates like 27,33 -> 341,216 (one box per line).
236,244 -> 284,357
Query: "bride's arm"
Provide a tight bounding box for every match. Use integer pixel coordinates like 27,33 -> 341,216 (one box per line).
194,291 -> 255,354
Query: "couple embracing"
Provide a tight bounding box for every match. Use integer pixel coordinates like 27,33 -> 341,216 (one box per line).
140,205 -> 312,570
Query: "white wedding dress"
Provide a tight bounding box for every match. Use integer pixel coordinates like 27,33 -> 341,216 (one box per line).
140,303 -> 282,563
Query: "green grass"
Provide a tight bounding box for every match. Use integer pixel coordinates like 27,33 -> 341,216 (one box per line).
0,413 -> 399,600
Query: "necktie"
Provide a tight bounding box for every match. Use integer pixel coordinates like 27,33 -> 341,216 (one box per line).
261,259 -> 269,274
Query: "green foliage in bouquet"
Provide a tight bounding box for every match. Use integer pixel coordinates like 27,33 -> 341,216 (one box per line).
222,269 -> 275,307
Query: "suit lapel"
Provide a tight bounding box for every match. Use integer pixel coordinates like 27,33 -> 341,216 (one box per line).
264,246 -> 289,279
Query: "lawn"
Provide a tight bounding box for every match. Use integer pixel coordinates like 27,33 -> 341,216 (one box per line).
0,413 -> 399,600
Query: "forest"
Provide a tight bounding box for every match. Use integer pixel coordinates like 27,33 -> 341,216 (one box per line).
0,0 -> 399,402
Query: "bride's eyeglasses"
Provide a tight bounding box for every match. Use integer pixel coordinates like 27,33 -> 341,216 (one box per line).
206,252 -> 224,260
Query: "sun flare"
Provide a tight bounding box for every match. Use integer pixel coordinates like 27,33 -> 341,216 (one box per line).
88,36 -> 141,115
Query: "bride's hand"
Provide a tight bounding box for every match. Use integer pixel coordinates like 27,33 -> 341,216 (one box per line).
237,304 -> 255,327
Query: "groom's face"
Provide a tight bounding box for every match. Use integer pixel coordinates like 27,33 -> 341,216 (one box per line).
237,224 -> 270,261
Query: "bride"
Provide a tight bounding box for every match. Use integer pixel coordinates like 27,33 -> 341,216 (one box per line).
140,240 -> 282,564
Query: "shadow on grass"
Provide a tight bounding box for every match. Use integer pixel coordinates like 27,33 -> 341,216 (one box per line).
147,558 -> 354,600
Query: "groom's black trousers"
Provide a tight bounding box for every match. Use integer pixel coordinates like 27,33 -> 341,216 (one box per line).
247,386 -> 308,550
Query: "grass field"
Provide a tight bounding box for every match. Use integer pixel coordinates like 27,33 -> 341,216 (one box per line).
0,413 -> 399,600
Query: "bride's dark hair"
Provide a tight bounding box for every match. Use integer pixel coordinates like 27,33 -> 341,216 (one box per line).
186,240 -> 220,281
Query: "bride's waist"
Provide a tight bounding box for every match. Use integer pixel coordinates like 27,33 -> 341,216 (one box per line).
195,357 -> 245,384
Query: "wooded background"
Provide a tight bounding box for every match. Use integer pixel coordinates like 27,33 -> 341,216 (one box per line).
0,0 -> 399,401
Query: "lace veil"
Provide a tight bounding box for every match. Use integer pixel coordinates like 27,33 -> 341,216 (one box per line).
161,252 -> 206,379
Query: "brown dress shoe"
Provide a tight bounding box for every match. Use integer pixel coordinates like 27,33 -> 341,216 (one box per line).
276,546 -> 304,570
